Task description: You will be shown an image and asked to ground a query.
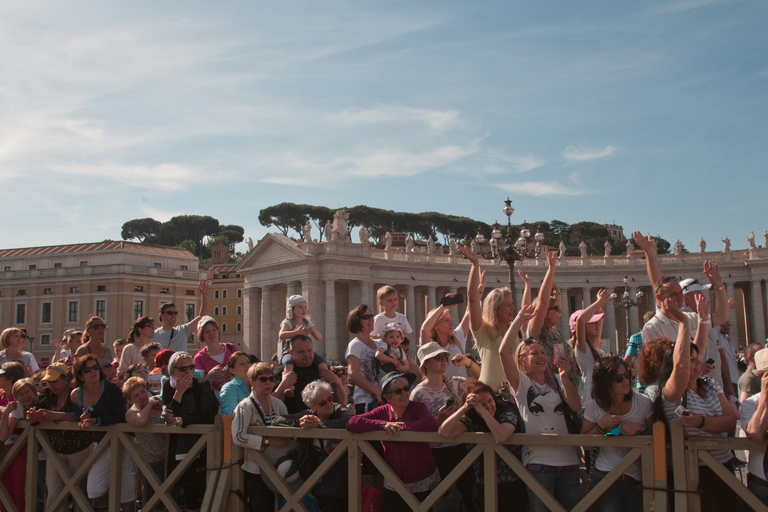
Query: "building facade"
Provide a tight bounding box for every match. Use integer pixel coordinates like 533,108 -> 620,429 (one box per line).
0,241 -> 204,362
205,264 -> 245,349
237,233 -> 768,363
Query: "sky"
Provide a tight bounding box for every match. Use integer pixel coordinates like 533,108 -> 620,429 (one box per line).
1,0 -> 766,253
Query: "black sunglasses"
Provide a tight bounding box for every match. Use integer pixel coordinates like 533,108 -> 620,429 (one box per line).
359,314 -> 374,320
387,385 -> 409,396
164,311 -> 179,316
81,365 -> 100,374
315,394 -> 334,408
256,375 -> 276,383
660,277 -> 678,284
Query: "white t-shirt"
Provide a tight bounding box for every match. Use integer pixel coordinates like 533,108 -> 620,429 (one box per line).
740,394 -> 765,481
371,312 -> 413,339
575,345 -> 605,407
153,323 -> 192,352
512,373 -> 580,467
428,325 -> 468,379
345,337 -> 385,405
0,351 -> 39,373
583,392 -> 653,481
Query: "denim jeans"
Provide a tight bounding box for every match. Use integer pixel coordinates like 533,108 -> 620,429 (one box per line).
525,464 -> 580,512
589,470 -> 643,512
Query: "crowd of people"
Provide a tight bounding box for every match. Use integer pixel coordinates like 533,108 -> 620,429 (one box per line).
1,233 -> 767,512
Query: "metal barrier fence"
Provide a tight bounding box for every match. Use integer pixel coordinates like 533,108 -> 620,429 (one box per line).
1,417 -> 767,512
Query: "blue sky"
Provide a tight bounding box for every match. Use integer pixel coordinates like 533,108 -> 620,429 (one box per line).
2,0 -> 766,253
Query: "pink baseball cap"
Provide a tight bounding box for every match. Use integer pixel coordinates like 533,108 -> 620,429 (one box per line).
569,310 -> 605,334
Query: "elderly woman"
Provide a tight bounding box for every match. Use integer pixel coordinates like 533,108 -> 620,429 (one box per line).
74,317 -> 114,369
232,362 -> 288,512
70,354 -> 137,511
27,363 -> 93,512
274,380 -> 352,512
193,316 -> 235,392
162,352 -> 218,512
118,316 -> 155,380
0,327 -> 39,376
581,356 -> 653,512
347,371 -> 440,512
419,292 -> 481,379
345,304 -> 382,413
218,351 -> 251,415
656,296 -> 737,512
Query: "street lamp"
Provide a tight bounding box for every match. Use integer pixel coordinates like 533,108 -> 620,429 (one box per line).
614,275 -> 643,349
474,198 -> 544,299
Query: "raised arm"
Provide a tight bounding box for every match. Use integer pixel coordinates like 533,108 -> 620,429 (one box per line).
457,245 -> 483,332
702,261 -> 729,326
693,295 -> 710,355
499,305 -> 536,393
438,401 -> 470,438
633,231 -> 661,287
576,289 -> 612,354
420,301 -> 451,344
745,373 -> 768,442
662,299 -> 692,404
528,247 -> 557,338
189,278 -> 210,333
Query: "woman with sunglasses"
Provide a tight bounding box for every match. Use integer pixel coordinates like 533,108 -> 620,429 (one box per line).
345,304 -> 383,413
70,354 -> 137,511
347,371 -> 440,512
117,316 -> 155,380
232,362 -> 288,511
0,328 -> 39,377
75,316 -> 114,370
580,356 -> 653,512
273,380 -> 352,512
162,352 -> 218,512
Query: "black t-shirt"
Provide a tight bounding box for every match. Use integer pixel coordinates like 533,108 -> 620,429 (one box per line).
275,362 -> 321,414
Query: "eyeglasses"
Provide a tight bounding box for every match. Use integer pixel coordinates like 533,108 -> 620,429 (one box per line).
164,311 -> 179,316
660,277 -> 678,284
81,365 -> 100,374
432,354 -> 449,362
388,385 -> 409,396
175,365 -> 195,373
256,375 -> 276,383
359,314 -> 374,320
614,372 -> 629,383
142,324 -> 155,329
548,305 -> 561,312
91,324 -> 107,330
722,322 -> 732,327
315,394 -> 334,408
19,334 -> 28,340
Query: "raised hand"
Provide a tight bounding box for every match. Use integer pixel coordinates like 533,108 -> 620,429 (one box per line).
695,294 -> 710,320
596,289 -> 612,306
633,231 -> 655,254
517,269 -> 531,286
515,304 -> 536,322
545,246 -> 557,268
456,244 -> 478,264
702,261 -> 723,287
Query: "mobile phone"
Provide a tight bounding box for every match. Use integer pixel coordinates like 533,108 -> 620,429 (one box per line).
440,294 -> 464,307
553,344 -> 565,364
674,405 -> 691,417
704,358 -> 715,366
83,405 -> 95,416
446,398 -> 455,408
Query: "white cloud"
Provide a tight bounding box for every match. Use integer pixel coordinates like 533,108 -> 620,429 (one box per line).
53,162 -> 206,192
652,0 -> 727,14
562,145 -> 617,162
498,181 -> 588,197
328,106 -> 461,131
484,150 -> 545,174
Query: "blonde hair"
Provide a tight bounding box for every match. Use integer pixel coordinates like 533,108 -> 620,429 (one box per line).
481,287 -> 513,339
247,362 -> 273,381
514,340 -> 558,392
426,308 -> 461,349
377,285 -> 397,302
12,378 -> 36,401
122,376 -> 148,401
0,328 -> 21,349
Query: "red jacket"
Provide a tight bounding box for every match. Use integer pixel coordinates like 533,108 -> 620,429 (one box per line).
346,401 -> 438,484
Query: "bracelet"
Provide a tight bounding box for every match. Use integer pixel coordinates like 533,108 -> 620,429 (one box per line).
698,319 -> 711,325
697,416 -> 706,429
714,285 -> 725,291
595,424 -> 605,434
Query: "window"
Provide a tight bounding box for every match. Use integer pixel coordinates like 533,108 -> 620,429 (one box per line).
69,287 -> 79,293
16,304 -> 26,324
95,300 -> 106,319
28,264 -> 36,270
79,261 -> 88,267
222,290 -> 227,299
160,287 -> 170,294
3,266 -> 10,272
17,290 -> 26,296
214,307 -> 219,315
237,289 -> 242,298
236,306 -> 242,315
236,273 -> 241,278
43,288 -> 53,295
40,334 -> 51,346
236,323 -> 242,332
214,290 -> 219,299
54,263 -> 62,268
185,290 -> 195,296
41,303 -> 52,323
153,263 -> 161,269
68,302 -> 79,323
185,304 -> 195,322
133,300 -> 143,320
222,323 -> 227,332
222,306 -> 228,315
180,265 -> 188,271
134,285 -> 144,292
97,285 -> 107,292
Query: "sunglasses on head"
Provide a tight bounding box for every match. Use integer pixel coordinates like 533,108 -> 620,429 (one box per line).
175,365 -> 195,373
315,394 -> 334,408
522,337 -> 537,345
256,375 -> 276,383
359,314 -> 374,320
81,365 -> 100,374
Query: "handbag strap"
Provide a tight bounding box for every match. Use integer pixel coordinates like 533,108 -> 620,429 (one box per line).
249,396 -> 268,425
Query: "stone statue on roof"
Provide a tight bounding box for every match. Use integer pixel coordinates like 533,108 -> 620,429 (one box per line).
721,236 -> 731,252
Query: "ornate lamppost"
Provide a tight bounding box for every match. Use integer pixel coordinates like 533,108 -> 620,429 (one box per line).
474,198 -> 544,299
614,275 -> 643,348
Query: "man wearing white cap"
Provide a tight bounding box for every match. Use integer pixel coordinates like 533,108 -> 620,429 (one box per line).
154,279 -> 209,352
739,349 -> 768,505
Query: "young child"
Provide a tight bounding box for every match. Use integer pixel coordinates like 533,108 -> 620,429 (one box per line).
375,323 -> 410,381
278,295 -> 326,397
112,338 -> 129,366
0,377 -> 38,512
0,362 -> 25,410
371,285 -> 414,342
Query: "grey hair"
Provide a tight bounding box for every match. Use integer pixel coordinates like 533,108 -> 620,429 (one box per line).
383,377 -> 409,395
301,380 -> 333,406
